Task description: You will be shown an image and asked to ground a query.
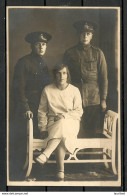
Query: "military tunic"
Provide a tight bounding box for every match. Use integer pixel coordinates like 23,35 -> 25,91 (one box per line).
63,43 -> 108,106
63,43 -> 108,137
12,52 -> 51,114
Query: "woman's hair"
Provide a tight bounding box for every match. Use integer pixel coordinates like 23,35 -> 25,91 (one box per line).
53,63 -> 71,84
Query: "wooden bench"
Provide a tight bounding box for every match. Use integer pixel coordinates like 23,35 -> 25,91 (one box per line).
23,110 -> 118,178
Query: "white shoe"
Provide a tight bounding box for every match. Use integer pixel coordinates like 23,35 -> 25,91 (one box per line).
35,153 -> 48,165
57,171 -> 64,181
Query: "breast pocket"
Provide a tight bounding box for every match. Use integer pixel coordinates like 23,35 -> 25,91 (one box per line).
85,58 -> 98,71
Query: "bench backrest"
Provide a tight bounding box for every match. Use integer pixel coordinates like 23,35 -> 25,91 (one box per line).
103,110 -> 118,139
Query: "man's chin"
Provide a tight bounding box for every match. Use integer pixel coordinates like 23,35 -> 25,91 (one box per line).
38,53 -> 45,56
83,42 -> 89,45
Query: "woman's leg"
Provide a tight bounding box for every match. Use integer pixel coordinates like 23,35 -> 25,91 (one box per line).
43,138 -> 61,158
36,138 -> 61,164
55,140 -> 66,173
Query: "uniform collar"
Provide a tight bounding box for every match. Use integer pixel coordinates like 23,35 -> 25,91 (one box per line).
31,51 -> 44,60
78,43 -> 91,51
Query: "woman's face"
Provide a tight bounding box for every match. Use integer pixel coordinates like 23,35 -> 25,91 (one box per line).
56,67 -> 68,85
33,41 -> 47,56
80,31 -> 93,45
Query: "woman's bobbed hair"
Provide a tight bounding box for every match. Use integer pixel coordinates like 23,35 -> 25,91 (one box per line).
53,63 -> 71,84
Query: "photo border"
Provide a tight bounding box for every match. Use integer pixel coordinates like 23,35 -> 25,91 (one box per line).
7,6 -> 121,187
0,0 -> 126,192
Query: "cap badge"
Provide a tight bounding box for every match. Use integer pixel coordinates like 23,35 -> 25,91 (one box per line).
84,24 -> 89,29
40,34 -> 47,41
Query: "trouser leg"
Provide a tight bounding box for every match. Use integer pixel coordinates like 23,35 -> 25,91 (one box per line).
32,110 -> 40,138
10,115 -> 27,180
82,105 -> 103,138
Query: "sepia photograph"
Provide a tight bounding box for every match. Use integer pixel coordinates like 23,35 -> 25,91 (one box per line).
7,6 -> 121,186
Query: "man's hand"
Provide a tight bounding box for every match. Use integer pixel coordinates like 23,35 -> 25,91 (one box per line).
40,131 -> 48,139
101,100 -> 107,112
24,111 -> 33,120
54,113 -> 64,122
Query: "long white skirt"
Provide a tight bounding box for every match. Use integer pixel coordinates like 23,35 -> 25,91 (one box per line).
43,118 -> 80,154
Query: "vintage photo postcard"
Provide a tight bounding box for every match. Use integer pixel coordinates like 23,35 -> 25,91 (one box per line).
7,6 -> 121,186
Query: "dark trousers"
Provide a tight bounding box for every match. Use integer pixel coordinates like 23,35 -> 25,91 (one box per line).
80,105 -> 105,138
32,111 -> 40,138
9,114 -> 27,180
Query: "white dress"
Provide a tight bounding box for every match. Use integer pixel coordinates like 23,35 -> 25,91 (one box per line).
38,83 -> 83,154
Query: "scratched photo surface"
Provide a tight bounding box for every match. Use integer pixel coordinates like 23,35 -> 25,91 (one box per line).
7,7 -> 121,186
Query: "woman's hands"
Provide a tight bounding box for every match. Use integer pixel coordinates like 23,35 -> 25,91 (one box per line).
54,113 -> 64,122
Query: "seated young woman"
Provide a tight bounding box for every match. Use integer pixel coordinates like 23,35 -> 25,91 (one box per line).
36,63 -> 83,180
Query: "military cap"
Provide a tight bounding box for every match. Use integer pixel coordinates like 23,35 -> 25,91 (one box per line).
25,31 -> 52,44
73,20 -> 97,33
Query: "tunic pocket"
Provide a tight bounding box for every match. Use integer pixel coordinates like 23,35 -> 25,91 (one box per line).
85,58 -> 97,71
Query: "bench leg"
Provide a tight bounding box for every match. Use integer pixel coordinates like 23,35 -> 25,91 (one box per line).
25,118 -> 33,178
103,148 -> 109,169
112,158 -> 117,175
25,145 -> 33,178
23,154 -> 28,170
111,143 -> 117,175
111,127 -> 118,175
23,133 -> 30,170
25,158 -> 33,178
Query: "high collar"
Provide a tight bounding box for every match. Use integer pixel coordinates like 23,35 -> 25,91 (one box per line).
31,51 -> 44,60
78,43 -> 91,51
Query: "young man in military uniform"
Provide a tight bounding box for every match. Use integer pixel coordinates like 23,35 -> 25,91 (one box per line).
10,32 -> 52,180
63,20 -> 108,138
